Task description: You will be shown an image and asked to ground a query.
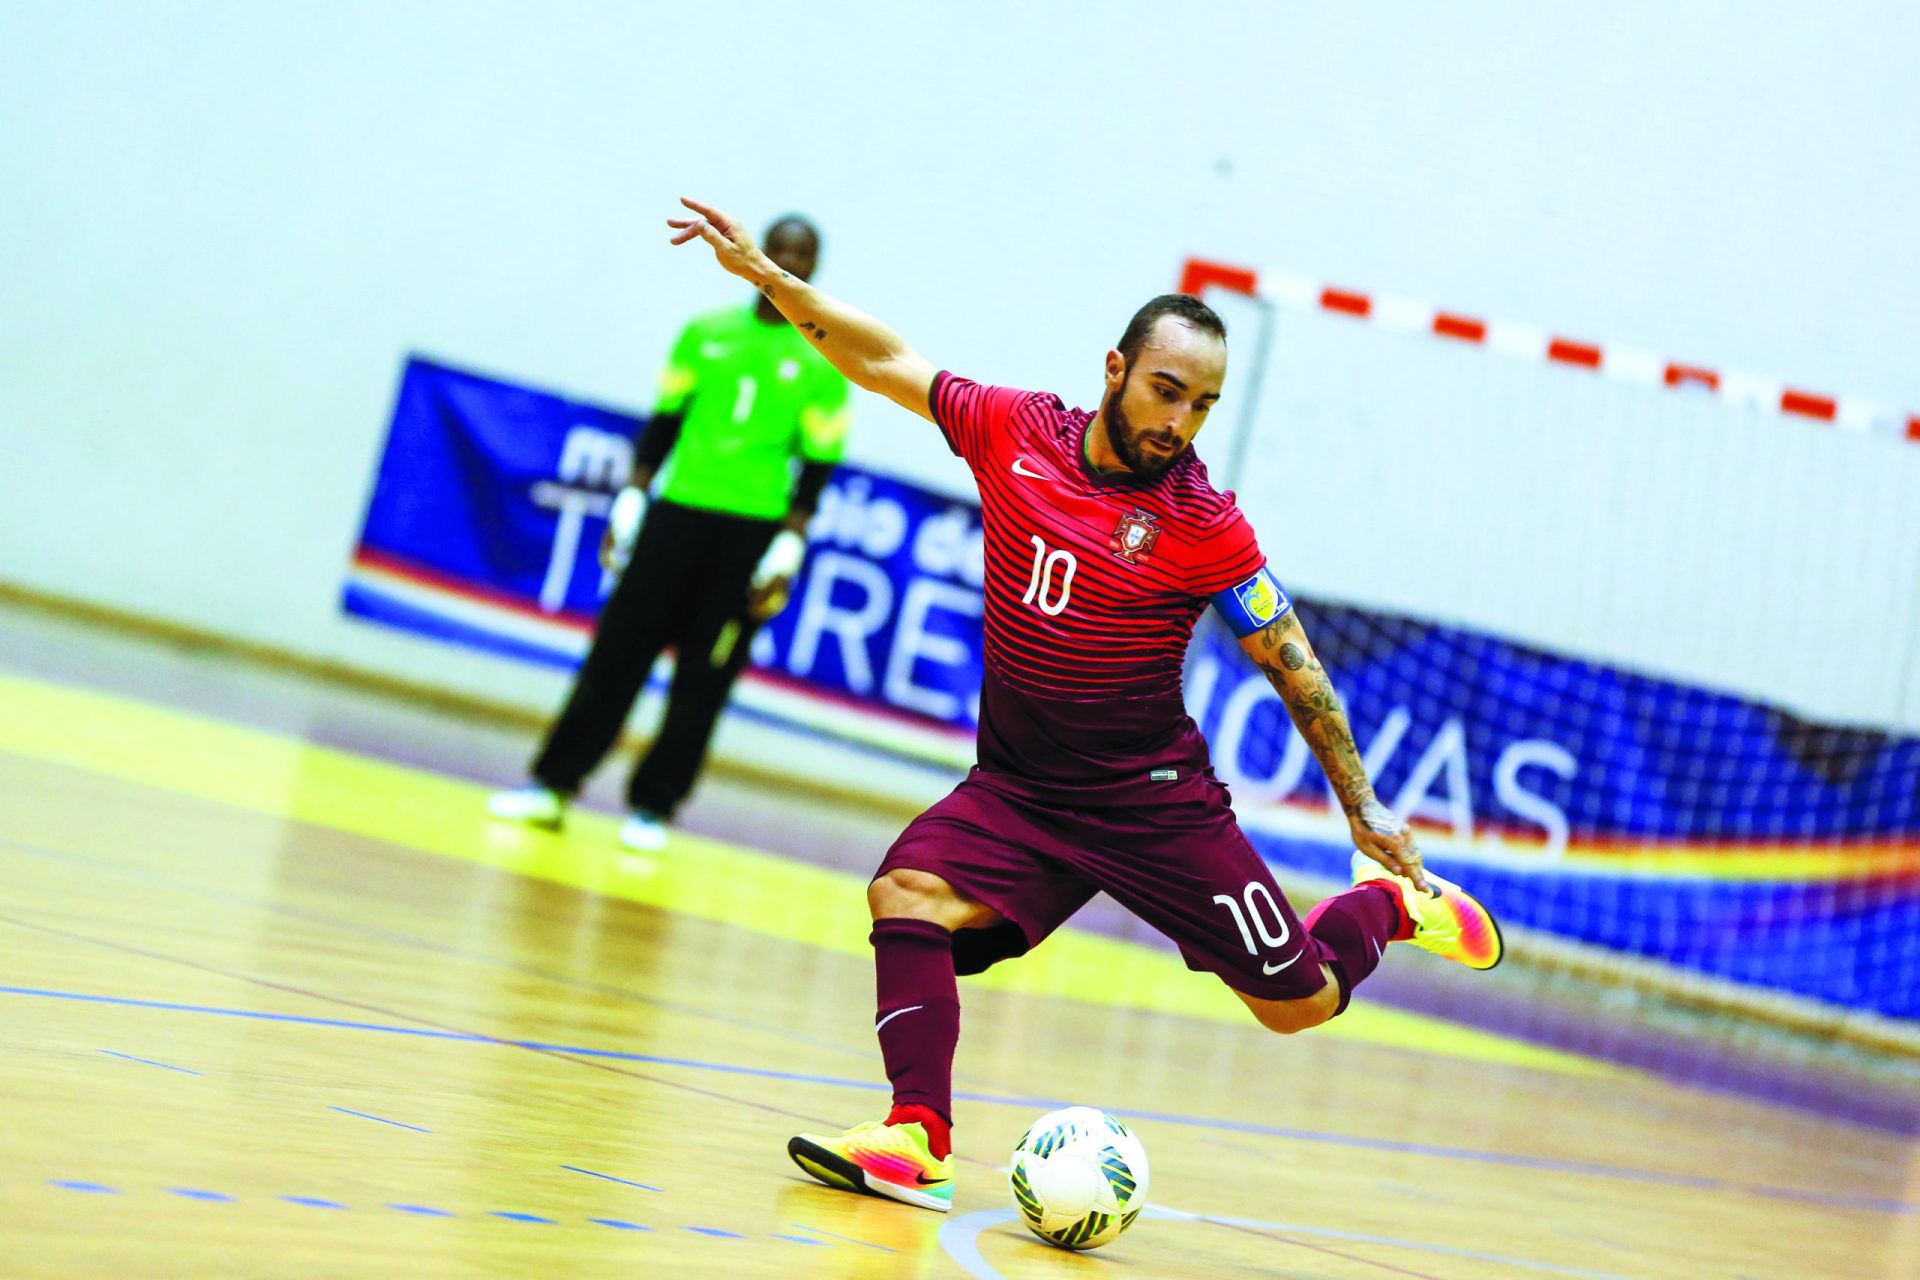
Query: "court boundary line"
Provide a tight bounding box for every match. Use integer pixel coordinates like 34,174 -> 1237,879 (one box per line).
0,830 -> 907,1072
939,1205 -> 1639,1280
9,729 -> 1918,1147
98,1048 -> 201,1076
0,756 -> 1604,1081
17,823 -> 1915,1144
33,1176 -> 867,1246
2,983 -> 1908,1218
329,1106 -> 431,1134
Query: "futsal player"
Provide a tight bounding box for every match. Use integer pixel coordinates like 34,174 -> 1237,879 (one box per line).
488,215 -> 850,850
669,198 -> 1503,1212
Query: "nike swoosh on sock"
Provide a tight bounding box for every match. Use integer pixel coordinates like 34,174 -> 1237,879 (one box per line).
875,1004 -> 925,1032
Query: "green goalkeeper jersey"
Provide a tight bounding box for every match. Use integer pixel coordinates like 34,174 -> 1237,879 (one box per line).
651,304 -> 852,520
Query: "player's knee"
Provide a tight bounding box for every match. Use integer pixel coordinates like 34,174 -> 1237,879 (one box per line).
868,868 -> 964,924
1244,983 -> 1340,1035
1251,1003 -> 1322,1035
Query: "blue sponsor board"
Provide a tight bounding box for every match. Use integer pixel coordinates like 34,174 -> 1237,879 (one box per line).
347,356 -> 985,733
1185,618 -> 1920,1017
349,357 -> 1920,1016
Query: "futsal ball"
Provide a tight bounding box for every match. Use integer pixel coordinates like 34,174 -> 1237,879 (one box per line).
1008,1106 -> 1149,1250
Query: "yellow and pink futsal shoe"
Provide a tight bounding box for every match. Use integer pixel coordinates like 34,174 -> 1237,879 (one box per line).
1352,851 -> 1505,970
788,1118 -> 955,1213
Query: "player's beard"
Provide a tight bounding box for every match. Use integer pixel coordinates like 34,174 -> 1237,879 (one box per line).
1103,368 -> 1185,482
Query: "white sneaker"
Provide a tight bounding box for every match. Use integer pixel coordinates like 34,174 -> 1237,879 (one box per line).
486,784 -> 565,830
618,810 -> 669,851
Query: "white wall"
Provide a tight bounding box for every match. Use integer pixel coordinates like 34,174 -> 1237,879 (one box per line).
3,1 -> 1917,727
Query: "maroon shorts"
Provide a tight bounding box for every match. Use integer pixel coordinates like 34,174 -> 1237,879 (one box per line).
876,770 -> 1329,1002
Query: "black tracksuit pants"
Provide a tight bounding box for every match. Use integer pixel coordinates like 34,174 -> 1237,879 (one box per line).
532,500 -> 778,817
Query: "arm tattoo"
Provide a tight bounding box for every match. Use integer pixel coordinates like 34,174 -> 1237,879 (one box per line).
797,319 -> 829,343
757,271 -> 796,302
1250,616 -> 1375,814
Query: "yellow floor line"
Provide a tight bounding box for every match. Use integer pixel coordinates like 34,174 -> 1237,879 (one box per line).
0,671 -> 1610,1076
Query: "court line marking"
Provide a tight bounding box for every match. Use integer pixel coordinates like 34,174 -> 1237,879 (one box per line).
0,909 -> 860,1141
0,832 -> 974,1077
30,817 -> 1881,1258
98,1048 -> 201,1075
939,1206 -> 1638,1280
1152,1206 -> 1447,1279
3,983 -> 1909,1216
559,1164 -> 664,1193
42,1175 -> 875,1242
329,1106 -> 431,1133
16,772 -> 1917,1149
1151,1206 -> 1634,1280
789,1223 -> 898,1252
279,1196 -> 348,1210
0,677 -> 1608,1078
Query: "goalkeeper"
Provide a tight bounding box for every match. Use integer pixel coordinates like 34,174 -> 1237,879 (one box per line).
489,214 -> 849,850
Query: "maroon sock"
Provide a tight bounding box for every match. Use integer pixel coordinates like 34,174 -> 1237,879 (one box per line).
1304,884 -> 1407,1014
871,917 -> 959,1154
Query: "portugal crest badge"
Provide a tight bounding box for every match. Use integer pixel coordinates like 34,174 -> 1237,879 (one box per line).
1108,509 -> 1161,564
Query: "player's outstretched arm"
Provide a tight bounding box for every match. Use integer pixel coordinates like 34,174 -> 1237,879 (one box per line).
1241,610 -> 1428,890
668,198 -> 937,422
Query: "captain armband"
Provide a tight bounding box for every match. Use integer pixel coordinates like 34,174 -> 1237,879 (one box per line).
1209,565 -> 1293,638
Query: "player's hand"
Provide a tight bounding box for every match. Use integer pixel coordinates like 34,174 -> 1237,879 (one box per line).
746,529 -> 807,620
1349,798 -> 1428,893
668,197 -> 769,284
601,485 -> 647,572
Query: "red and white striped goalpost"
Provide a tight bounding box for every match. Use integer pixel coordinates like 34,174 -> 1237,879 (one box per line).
1179,257 -> 1920,444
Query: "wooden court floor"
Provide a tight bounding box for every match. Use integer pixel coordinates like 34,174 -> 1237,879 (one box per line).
1,616 -> 1916,1277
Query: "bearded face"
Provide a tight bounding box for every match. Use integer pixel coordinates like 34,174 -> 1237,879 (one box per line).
1102,363 -> 1193,482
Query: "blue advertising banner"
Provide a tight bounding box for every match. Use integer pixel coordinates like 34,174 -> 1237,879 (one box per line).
345,356 -> 982,761
348,356 -> 1920,1016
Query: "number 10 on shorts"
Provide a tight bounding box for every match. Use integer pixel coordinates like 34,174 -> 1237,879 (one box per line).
1214,882 -> 1301,974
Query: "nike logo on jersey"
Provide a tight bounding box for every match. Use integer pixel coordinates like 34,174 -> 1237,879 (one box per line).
1262,953 -> 1303,975
1010,456 -> 1051,480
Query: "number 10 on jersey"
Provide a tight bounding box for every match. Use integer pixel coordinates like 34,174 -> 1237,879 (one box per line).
1023,536 -> 1077,617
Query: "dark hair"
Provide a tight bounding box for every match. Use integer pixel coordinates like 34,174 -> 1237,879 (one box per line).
764,213 -> 820,254
1116,294 -> 1226,363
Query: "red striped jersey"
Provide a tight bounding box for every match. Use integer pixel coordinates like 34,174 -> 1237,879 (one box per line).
930,372 -> 1270,803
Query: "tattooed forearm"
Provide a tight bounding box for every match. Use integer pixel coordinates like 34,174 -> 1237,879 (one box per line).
1278,673 -> 1373,811
757,269 -> 796,302
1250,616 -> 1375,813
759,267 -> 830,341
